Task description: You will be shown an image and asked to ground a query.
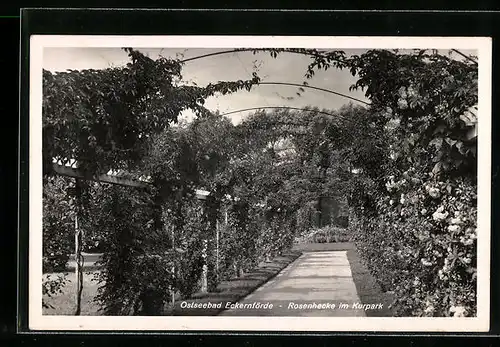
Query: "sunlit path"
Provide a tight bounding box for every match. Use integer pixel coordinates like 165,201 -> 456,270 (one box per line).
219,251 -> 366,317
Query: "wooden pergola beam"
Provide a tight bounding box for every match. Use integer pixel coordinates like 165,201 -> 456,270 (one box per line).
51,163 -> 209,200
52,163 -> 149,188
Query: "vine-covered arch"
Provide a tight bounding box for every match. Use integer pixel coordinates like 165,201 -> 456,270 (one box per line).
42,46 -> 480,318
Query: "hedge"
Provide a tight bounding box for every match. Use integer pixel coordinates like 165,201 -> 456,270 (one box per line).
349,175 -> 477,317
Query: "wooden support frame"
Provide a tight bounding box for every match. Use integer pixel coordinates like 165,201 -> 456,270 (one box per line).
51,163 -> 210,200
49,162 -> 216,311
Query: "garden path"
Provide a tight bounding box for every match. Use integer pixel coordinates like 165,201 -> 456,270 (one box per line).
219,250 -> 366,317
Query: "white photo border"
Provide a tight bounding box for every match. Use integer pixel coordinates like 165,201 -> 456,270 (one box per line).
29,35 -> 492,332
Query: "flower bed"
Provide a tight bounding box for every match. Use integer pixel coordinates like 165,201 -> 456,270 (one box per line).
295,225 -> 351,244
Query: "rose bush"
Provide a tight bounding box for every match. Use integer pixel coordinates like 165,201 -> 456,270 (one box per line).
335,50 -> 479,317
350,172 -> 477,316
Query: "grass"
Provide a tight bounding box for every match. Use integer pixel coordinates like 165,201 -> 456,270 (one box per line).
42,271 -> 103,315
346,246 -> 395,317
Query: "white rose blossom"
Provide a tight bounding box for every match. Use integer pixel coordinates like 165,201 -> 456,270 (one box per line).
424,304 -> 435,314
421,258 -> 433,266
450,306 -> 467,317
428,187 -> 441,199
432,207 -> 449,221
463,238 -> 474,246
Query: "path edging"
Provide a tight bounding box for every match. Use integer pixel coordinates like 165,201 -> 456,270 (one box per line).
346,246 -> 395,317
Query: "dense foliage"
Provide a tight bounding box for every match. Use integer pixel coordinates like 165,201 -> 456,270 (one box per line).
43,176 -> 75,273
42,47 -> 479,317
42,48 -> 260,176
303,49 -> 478,317
354,51 -> 476,317
42,48 -> 260,313
253,48 -> 479,316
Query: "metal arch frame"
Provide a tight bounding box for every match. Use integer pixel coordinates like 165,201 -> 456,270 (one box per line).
179,47 -> 478,66
179,49 -> 370,106
255,82 -> 370,106
178,48 -> 336,64
221,106 -> 341,119
220,106 -> 362,141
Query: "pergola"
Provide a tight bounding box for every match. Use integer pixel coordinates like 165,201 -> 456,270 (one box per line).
50,160 -> 218,313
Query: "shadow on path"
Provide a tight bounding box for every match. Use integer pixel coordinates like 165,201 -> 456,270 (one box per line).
219,250 -> 367,317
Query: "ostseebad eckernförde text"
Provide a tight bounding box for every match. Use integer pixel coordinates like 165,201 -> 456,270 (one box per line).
179,301 -> 384,311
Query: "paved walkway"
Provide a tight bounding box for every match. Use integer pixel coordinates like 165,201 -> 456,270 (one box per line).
219,251 -> 366,316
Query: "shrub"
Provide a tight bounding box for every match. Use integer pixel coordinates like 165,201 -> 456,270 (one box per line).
43,176 -> 75,273
350,174 -> 477,317
339,49 -> 478,317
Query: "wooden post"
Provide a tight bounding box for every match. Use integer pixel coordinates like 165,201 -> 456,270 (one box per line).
74,214 -> 80,306
74,178 -> 84,316
201,239 -> 208,293
215,220 -> 220,282
168,207 -> 175,307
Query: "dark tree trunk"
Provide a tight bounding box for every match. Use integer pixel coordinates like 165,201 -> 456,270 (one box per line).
316,196 -> 323,228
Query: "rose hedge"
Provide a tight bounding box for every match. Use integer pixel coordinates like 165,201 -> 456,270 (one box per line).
331,50 -> 480,318
349,171 -> 477,317
215,203 -> 298,283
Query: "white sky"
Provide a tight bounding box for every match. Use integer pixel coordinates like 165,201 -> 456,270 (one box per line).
43,47 -> 475,124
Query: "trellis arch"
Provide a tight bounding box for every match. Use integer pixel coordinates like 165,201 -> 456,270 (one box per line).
177,47 -> 370,109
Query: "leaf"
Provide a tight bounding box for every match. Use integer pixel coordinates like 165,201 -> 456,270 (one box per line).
429,137 -> 443,150
455,141 -> 468,155
432,162 -> 442,175
433,124 -> 446,135
470,146 -> 477,157
444,137 -> 457,146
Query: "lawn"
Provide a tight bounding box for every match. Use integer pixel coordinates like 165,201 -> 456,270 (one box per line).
42,271 -> 103,315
